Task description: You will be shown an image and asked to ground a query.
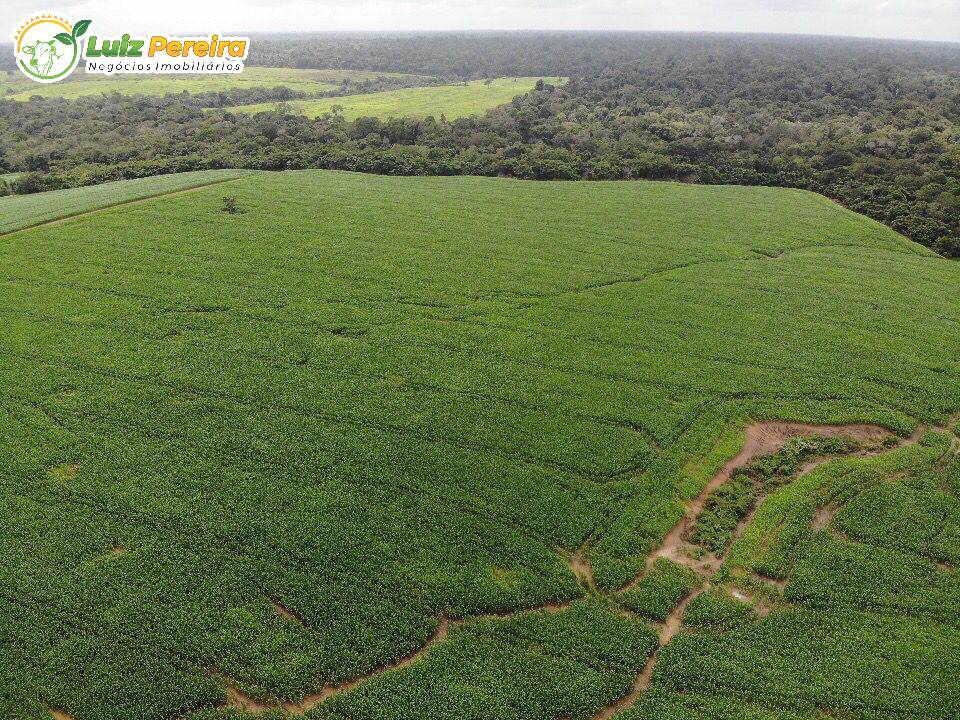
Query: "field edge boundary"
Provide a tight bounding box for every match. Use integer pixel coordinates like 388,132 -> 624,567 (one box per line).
0,173 -> 252,238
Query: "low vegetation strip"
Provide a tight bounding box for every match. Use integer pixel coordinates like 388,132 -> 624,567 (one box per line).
0,170 -> 248,234
0,67 -> 417,101
0,170 -> 957,719
226,77 -> 565,119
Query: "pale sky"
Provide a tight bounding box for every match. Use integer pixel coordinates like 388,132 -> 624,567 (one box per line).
5,0 -> 959,43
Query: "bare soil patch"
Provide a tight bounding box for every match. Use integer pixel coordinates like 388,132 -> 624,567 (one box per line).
587,420 -> 910,720
628,421 -> 894,589
570,544 -> 597,592
224,686 -> 274,713
811,503 -> 840,532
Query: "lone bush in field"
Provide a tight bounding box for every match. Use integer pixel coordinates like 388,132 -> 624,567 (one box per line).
221,195 -> 244,214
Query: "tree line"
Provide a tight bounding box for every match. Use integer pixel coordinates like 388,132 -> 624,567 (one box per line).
1,32 -> 957,257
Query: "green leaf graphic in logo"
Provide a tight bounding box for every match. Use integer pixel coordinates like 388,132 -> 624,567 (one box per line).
54,32 -> 74,46
73,20 -> 92,38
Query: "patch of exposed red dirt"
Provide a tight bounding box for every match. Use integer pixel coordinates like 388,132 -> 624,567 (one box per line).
627,421 -> 894,589
587,420 -> 915,720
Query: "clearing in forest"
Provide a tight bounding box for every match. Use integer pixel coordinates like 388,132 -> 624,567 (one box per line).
226,76 -> 565,119
0,67 -> 417,101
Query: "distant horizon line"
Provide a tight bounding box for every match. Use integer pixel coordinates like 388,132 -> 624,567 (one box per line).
1,28 -> 957,48
235,28 -> 960,45
205,29 -> 960,47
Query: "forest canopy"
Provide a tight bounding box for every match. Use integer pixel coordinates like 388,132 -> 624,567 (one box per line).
1,32 -> 957,256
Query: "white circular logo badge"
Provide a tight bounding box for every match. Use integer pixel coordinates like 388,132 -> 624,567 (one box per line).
13,14 -> 91,83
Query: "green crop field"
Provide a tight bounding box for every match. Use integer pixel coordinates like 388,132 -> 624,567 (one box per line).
227,77 -> 565,119
0,68 -> 414,101
0,170 -> 246,234
0,170 -> 958,720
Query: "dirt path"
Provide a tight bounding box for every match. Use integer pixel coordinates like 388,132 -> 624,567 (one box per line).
267,597 -> 304,624
281,619 -> 454,714
223,602 -> 573,715
570,543 -> 598,592
217,418 -> 943,720
222,620 -> 452,714
592,584 -> 708,720
624,421 -> 895,588
1,175 -> 247,238
583,420 -> 933,720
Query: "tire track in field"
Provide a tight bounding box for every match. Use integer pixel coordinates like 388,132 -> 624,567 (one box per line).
624,421 -> 896,588
589,419 -> 947,720
1,175 -> 249,238
207,419 -> 928,720
218,602 -> 575,716
33,418 -> 954,720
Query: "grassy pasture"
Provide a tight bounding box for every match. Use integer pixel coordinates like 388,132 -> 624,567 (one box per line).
0,170 -> 958,719
227,77 -> 564,119
0,67 -> 413,101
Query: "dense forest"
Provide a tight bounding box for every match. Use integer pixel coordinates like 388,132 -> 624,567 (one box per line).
1,32 -> 958,257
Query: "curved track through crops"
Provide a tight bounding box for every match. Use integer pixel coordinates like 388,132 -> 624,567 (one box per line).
207,419 -> 943,718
